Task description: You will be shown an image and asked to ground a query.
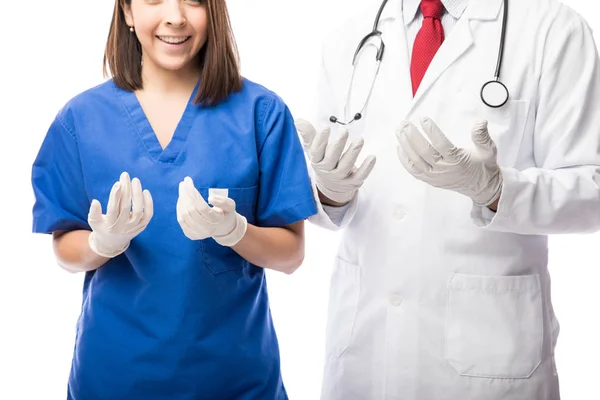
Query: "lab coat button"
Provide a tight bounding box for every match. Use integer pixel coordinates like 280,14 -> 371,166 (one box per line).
389,295 -> 403,307
393,205 -> 406,220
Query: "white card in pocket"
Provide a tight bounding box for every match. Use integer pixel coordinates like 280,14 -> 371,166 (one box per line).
209,188 -> 229,198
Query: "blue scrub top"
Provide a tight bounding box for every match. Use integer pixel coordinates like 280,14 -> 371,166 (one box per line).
31,78 -> 317,400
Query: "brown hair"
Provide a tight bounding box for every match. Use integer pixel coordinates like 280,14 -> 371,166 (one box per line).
103,0 -> 242,106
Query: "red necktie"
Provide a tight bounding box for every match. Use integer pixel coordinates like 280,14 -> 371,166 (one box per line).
410,0 -> 445,95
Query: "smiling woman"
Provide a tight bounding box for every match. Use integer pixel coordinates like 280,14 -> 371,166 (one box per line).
104,0 -> 241,105
29,0 -> 317,399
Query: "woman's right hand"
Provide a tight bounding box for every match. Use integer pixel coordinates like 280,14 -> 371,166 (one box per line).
87,172 -> 154,258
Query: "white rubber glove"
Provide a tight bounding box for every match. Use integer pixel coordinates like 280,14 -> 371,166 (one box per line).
176,177 -> 247,247
88,172 -> 154,258
295,119 -> 376,205
396,118 -> 503,207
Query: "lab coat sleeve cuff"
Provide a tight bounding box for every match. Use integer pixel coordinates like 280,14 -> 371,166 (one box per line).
322,203 -> 352,226
306,172 -> 358,231
470,167 -> 518,230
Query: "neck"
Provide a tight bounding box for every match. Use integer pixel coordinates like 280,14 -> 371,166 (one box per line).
140,59 -> 200,95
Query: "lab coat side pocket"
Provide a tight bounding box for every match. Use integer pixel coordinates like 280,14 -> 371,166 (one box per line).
444,273 -> 544,379
199,186 -> 258,275
326,257 -> 361,358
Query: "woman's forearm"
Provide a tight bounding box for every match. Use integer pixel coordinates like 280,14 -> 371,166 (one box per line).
231,221 -> 305,274
52,230 -> 110,273
53,222 -> 306,274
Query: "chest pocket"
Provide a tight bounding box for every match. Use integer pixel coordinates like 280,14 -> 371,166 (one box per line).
197,186 -> 258,275
462,99 -> 530,168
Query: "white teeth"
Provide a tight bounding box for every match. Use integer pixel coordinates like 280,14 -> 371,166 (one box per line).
158,36 -> 189,44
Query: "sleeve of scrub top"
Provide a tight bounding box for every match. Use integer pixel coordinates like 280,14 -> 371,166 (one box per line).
31,110 -> 90,234
254,94 -> 318,227
304,47 -> 361,231
471,8 -> 600,234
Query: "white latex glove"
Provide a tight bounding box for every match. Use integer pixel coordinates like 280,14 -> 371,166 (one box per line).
295,119 -> 376,205
88,172 -> 154,258
395,118 -> 503,207
176,177 -> 247,247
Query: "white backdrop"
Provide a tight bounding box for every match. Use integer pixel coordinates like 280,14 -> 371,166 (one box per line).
1,0 -> 599,399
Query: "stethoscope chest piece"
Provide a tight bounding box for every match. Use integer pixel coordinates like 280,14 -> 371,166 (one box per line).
480,79 -> 509,108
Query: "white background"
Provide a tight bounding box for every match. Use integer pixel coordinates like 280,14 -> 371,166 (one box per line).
1,0 -> 599,399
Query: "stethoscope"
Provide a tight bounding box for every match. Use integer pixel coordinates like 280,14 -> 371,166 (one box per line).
330,0 -> 510,126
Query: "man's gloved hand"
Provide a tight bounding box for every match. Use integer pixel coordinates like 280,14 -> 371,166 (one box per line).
176,177 -> 247,247
395,118 -> 503,207
88,172 -> 154,258
295,119 -> 376,205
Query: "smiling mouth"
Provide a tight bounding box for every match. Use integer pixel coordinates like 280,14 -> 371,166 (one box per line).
157,36 -> 191,45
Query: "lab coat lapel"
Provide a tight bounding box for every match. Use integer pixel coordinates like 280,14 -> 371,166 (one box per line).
409,0 -> 504,112
377,9 -> 413,121
410,16 -> 474,109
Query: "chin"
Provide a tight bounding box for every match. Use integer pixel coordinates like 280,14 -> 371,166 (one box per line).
155,57 -> 196,72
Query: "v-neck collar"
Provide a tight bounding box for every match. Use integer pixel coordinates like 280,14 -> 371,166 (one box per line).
115,80 -> 200,164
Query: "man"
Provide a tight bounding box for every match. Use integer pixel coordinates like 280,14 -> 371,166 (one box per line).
296,0 -> 600,398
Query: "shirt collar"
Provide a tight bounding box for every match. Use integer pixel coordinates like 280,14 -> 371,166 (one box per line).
402,0 -> 469,25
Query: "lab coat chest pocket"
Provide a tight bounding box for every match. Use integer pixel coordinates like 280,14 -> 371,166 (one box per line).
445,273 -> 544,379
471,99 -> 530,167
198,186 -> 257,275
326,257 -> 361,357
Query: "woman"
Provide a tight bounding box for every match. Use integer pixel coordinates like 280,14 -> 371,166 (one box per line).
31,0 -> 316,398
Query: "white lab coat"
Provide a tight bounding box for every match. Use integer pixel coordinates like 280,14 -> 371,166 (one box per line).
308,0 -> 600,399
